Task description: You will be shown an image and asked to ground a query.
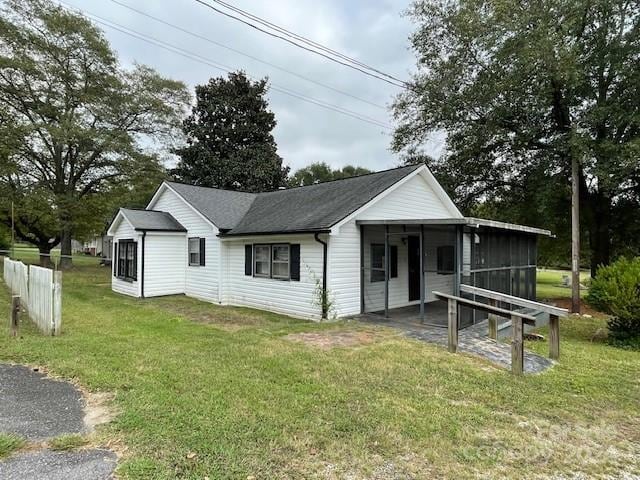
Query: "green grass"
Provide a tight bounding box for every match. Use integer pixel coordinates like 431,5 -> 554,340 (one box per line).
49,434 -> 88,451
0,262 -> 639,478
0,433 -> 25,459
537,268 -> 591,300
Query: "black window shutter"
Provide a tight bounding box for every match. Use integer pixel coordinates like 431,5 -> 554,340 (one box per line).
199,238 -> 206,266
390,245 -> 398,278
290,244 -> 300,281
113,242 -> 118,276
244,245 -> 252,276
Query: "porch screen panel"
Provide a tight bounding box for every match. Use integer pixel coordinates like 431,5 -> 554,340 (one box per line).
466,228 -> 538,325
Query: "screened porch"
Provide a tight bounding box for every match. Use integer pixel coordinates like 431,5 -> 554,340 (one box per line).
357,218 -> 548,330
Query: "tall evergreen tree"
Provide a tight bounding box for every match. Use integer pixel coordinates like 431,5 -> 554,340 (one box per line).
172,72 -> 289,192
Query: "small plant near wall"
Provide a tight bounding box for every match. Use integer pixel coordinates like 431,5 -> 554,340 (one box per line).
306,265 -> 336,320
588,257 -> 640,348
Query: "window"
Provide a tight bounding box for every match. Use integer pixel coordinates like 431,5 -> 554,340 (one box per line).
437,245 -> 455,274
189,238 -> 200,266
271,244 -> 290,279
117,239 -> 137,281
371,244 -> 385,282
370,244 -> 397,282
253,244 -> 291,280
254,245 -> 271,277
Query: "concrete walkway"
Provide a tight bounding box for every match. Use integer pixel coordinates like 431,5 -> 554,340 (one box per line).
359,316 -> 554,374
0,364 -> 116,480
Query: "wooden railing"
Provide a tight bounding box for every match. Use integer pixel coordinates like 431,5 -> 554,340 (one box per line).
434,291 -> 537,375
460,284 -> 568,360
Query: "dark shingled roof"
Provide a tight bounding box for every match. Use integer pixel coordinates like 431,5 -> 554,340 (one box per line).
228,164 -> 421,235
121,208 -> 186,232
154,165 -> 421,235
165,181 -> 257,231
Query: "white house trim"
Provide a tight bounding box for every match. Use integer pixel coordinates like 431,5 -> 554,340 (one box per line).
330,165 -> 462,234
147,182 -> 218,229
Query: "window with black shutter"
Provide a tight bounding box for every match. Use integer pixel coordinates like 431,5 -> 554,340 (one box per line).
249,243 -> 299,281
117,239 -> 137,281
244,245 -> 253,275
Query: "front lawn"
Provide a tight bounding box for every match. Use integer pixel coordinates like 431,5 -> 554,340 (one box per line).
0,263 -> 638,479
537,268 -> 590,300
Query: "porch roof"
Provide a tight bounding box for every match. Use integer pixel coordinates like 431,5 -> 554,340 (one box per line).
355,217 -> 552,237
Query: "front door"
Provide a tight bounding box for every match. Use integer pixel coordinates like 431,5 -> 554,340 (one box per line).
408,236 -> 421,301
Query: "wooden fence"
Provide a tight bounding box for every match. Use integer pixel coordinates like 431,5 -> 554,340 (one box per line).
2,259 -> 62,335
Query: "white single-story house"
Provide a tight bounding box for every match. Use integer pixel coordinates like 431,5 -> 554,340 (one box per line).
107,164 -> 551,324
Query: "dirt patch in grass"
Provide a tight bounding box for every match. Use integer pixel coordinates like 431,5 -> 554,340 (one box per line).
284,329 -> 386,349
146,296 -> 297,331
545,298 -> 605,318
83,391 -> 117,431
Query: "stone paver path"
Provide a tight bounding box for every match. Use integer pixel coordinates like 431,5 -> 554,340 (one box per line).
359,316 -> 554,374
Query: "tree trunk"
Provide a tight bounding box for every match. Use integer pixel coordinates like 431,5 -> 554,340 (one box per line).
588,191 -> 612,277
38,244 -> 53,268
59,226 -> 73,269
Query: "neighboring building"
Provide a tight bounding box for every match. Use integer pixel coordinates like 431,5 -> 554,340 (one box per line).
107,165 -> 550,322
82,235 -> 113,258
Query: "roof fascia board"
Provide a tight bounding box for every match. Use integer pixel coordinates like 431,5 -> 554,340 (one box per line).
148,182 -> 218,231
330,165 -> 428,234
219,229 -> 329,240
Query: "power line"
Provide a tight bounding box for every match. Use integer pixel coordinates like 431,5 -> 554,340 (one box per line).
108,0 -> 386,110
208,0 -> 407,85
56,2 -> 393,130
192,0 -> 408,89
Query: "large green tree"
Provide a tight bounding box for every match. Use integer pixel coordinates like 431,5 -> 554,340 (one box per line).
0,0 -> 189,266
288,162 -> 372,187
172,72 -> 289,192
394,0 -> 639,310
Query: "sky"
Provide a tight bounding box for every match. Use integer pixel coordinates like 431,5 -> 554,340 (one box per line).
60,0 -> 444,173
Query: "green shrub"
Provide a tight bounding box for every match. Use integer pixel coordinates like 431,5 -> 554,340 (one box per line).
588,257 -> 640,340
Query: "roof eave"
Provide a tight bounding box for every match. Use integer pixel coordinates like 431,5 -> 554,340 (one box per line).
219,228 -> 331,238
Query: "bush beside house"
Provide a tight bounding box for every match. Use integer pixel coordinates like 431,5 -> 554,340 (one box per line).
588,257 -> 640,347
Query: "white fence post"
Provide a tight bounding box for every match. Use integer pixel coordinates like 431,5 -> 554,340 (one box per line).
2,259 -> 61,335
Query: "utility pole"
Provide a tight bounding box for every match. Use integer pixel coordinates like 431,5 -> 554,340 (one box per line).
571,156 -> 581,314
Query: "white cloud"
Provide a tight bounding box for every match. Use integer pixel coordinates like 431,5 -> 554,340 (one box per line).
62,0 -> 441,172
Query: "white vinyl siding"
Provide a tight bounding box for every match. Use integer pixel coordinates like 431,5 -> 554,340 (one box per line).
151,186 -> 219,302
356,173 -> 456,220
110,216 -> 141,297
144,232 -> 187,297
222,234 -> 324,320
326,219 -> 361,317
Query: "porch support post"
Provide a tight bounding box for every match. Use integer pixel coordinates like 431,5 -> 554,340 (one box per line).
511,314 -> 524,375
360,225 -> 365,314
488,298 -> 498,340
448,298 -> 458,353
384,225 -> 389,319
455,225 -> 462,296
419,224 -> 425,323
549,314 -> 560,360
